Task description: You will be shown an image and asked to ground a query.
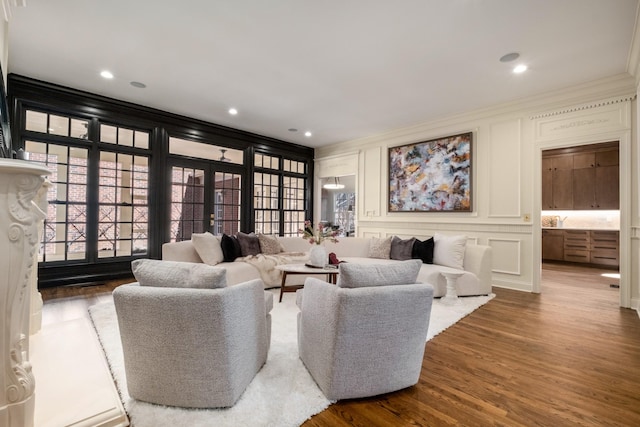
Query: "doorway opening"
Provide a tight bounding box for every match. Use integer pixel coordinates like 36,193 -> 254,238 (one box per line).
540,141 -> 620,300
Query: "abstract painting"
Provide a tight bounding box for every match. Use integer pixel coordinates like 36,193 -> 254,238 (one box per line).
389,132 -> 472,212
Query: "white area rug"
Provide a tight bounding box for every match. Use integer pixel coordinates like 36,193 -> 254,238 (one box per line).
89,290 -> 494,427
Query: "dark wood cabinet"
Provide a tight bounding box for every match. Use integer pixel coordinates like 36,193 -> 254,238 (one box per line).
543,143 -> 619,210
594,150 -> 619,209
542,229 -> 619,268
590,230 -> 619,267
563,230 -> 590,263
542,155 -> 573,209
542,229 -> 564,261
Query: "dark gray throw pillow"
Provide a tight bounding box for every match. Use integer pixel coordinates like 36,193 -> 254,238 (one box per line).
221,234 -> 242,261
390,236 -> 416,260
412,237 -> 434,264
236,231 -> 261,257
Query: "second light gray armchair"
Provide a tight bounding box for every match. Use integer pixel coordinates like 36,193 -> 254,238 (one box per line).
296,260 -> 434,400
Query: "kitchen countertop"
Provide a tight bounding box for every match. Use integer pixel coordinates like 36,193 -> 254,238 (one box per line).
542,227 -> 619,231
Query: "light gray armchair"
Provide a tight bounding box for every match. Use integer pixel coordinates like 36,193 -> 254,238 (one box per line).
113,278 -> 273,408
296,260 -> 434,400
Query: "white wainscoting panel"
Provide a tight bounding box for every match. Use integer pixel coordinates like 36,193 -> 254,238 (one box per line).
488,238 -> 521,275
488,119 -> 521,218
362,147 -> 382,217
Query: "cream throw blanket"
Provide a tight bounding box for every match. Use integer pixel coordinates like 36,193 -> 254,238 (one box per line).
238,252 -> 308,286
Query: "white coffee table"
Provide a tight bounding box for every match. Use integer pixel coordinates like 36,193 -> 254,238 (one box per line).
275,264 -> 339,302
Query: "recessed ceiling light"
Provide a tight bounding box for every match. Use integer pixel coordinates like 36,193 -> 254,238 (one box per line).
499,52 -> 520,63
513,64 -> 528,74
100,70 -> 114,79
304,131 -> 312,137
130,81 -> 146,88
228,108 -> 238,115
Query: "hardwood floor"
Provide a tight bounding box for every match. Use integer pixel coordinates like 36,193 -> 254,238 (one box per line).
40,265 -> 640,426
304,263 -> 640,427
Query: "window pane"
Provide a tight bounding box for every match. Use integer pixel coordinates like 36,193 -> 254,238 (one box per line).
70,119 -> 89,139
101,125 -> 118,144
26,110 -> 48,133
213,172 -> 241,236
49,115 -> 69,136
99,152 -> 150,256
29,143 -> 89,261
119,128 -> 134,147
170,166 -> 205,241
135,131 -> 149,149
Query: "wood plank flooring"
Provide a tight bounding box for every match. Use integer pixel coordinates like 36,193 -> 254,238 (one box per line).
40,264 -> 640,427
304,263 -> 640,427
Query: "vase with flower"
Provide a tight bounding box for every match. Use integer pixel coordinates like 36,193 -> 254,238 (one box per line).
299,220 -> 339,267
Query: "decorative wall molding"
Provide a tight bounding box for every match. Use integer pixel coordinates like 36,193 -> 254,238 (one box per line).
533,98 -> 632,143
530,94 -> 636,120
487,238 -> 521,275
315,151 -> 359,178
492,278 -> 533,293
358,220 -> 533,236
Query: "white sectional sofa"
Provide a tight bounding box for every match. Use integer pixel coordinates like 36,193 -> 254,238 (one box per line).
162,235 -> 492,298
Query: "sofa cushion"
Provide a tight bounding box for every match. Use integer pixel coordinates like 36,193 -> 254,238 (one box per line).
433,233 -> 467,270
390,236 -> 416,260
132,259 -> 227,289
368,236 -> 392,259
412,237 -> 434,264
191,232 -> 224,265
258,233 -> 284,255
337,259 -> 421,288
221,234 -> 242,262
237,232 -> 261,256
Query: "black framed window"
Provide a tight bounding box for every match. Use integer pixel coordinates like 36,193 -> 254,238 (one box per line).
9,75 -> 314,287
23,109 -> 152,263
254,152 -> 308,236
26,140 -> 89,262
98,152 -> 149,257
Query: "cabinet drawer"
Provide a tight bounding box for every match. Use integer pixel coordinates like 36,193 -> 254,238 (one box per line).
591,230 -> 619,243
590,242 -> 618,251
564,250 -> 590,263
542,229 -> 563,236
590,249 -> 619,266
564,230 -> 589,239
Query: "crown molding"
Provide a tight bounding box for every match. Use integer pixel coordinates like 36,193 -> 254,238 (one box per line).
529,94 -> 637,120
317,73 -> 635,157
627,1 -> 640,84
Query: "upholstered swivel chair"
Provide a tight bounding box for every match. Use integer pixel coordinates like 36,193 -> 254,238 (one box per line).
113,259 -> 272,408
296,260 -> 433,400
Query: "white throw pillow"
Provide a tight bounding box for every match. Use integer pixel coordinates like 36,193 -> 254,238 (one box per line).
191,232 -> 224,265
368,236 -> 392,259
433,233 -> 467,270
132,259 -> 227,289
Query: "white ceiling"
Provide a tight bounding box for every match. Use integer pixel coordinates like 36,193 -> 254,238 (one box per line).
6,0 -> 639,148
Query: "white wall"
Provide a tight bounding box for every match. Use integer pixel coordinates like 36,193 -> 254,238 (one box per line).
316,74 -> 639,311
0,8 -> 8,85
